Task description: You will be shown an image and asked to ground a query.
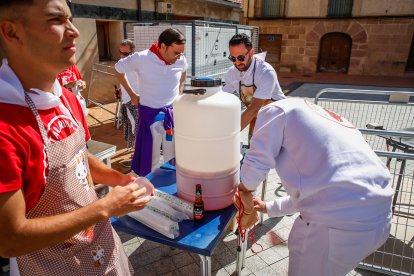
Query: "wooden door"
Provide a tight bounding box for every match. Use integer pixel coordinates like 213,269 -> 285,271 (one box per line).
96,21 -> 110,61
259,34 -> 282,66
318,32 -> 352,73
406,35 -> 414,72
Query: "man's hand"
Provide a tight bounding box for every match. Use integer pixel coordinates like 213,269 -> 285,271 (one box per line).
253,198 -> 267,213
65,80 -> 86,91
76,80 -> 87,91
130,94 -> 140,106
238,183 -> 251,192
101,183 -> 152,218
118,173 -> 136,186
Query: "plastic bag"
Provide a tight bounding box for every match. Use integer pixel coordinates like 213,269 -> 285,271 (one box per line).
155,189 -> 194,218
128,208 -> 180,239
147,197 -> 190,222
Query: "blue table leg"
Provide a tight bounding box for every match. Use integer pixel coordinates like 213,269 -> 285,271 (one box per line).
199,255 -> 211,276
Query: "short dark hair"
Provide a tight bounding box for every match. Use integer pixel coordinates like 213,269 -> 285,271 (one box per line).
158,28 -> 186,48
229,33 -> 252,49
0,0 -> 34,20
0,0 -> 34,6
120,39 -> 135,52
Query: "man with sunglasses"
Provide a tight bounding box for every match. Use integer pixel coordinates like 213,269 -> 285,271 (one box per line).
222,33 -> 285,138
117,40 -> 139,162
115,28 -> 187,177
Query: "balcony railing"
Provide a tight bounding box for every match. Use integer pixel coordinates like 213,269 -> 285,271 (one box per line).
327,0 -> 353,17
255,0 -> 285,18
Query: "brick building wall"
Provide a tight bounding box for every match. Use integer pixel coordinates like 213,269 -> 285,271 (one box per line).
248,17 -> 414,76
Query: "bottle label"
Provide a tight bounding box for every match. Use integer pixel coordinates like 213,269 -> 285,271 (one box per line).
194,208 -> 204,220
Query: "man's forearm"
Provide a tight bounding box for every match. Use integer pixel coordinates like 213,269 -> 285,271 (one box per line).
88,153 -> 130,187
241,98 -> 266,130
241,107 -> 257,131
179,71 -> 187,94
116,72 -> 137,100
0,190 -> 108,257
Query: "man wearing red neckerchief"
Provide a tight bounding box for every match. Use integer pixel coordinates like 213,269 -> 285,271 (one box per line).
115,28 -> 188,176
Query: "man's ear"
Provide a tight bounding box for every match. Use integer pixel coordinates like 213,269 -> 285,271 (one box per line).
0,20 -> 23,46
249,48 -> 255,56
159,42 -> 167,51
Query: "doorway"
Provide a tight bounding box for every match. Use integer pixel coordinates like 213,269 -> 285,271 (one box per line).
406,34 -> 414,72
317,32 -> 352,73
96,21 -> 111,61
259,34 -> 282,67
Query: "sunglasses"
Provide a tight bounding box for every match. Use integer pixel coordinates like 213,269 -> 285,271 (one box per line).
228,49 -> 251,63
119,50 -> 132,56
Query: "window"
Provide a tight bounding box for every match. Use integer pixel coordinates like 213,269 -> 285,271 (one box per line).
255,0 -> 285,18
328,0 -> 353,17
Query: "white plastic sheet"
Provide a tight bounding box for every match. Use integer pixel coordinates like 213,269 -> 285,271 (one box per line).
147,197 -> 190,222
154,190 -> 194,218
128,207 -> 180,239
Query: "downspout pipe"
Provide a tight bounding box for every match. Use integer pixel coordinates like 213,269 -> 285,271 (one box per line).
136,0 -> 142,21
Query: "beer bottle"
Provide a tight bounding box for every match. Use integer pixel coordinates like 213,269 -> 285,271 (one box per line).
193,184 -> 204,221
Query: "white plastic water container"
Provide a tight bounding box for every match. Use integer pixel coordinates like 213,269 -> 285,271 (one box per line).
173,78 -> 241,210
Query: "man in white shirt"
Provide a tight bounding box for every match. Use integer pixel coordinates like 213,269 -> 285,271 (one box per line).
115,28 -> 187,176
117,39 -> 139,155
222,33 -> 285,138
239,98 -> 393,276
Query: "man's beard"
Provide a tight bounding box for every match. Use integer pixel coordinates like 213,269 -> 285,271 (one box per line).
236,59 -> 252,72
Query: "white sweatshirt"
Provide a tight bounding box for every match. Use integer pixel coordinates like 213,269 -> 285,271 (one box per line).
241,98 -> 393,227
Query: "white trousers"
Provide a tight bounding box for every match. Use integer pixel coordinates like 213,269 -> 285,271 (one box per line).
287,216 -> 391,276
150,120 -> 175,171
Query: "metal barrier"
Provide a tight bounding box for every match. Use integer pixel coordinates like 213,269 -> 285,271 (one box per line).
314,89 -> 414,275
314,88 -> 414,151
124,20 -> 259,79
358,148 -> 414,276
87,63 -> 122,127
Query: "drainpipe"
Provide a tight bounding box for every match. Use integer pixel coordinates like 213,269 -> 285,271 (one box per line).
246,0 -> 250,22
136,0 -> 141,21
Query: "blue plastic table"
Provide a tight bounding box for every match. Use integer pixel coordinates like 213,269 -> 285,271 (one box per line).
111,162 -> 237,275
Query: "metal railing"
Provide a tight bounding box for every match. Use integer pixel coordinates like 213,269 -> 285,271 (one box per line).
124,20 -> 259,80
87,63 -> 122,127
315,88 -> 414,275
359,148 -> 414,275
314,88 -> 414,152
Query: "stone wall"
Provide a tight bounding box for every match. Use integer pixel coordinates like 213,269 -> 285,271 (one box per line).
247,17 -> 414,76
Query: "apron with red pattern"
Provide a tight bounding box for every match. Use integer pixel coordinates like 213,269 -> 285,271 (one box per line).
16,93 -> 132,275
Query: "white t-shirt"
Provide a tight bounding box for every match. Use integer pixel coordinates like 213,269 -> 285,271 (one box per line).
241,98 -> 393,227
121,70 -> 139,104
115,49 -> 188,108
222,57 -> 285,101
